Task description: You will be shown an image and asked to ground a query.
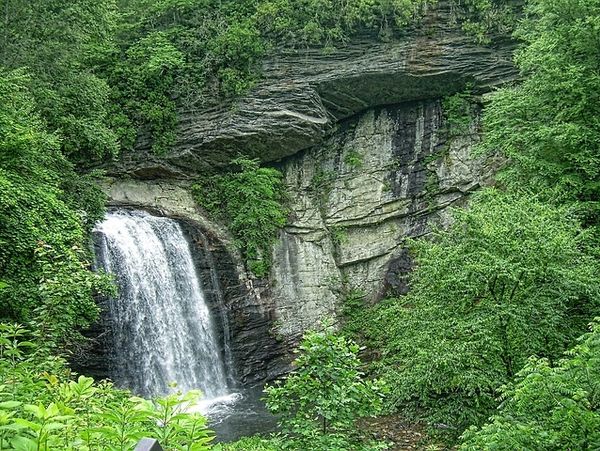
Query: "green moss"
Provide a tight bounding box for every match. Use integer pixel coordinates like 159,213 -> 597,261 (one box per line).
330,226 -> 349,246
344,150 -> 364,169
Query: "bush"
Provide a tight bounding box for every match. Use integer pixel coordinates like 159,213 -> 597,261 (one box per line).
461,319 -> 600,450
192,157 -> 287,278
360,189 -> 599,439
0,323 -> 214,451
264,323 -> 387,450
0,70 -> 110,350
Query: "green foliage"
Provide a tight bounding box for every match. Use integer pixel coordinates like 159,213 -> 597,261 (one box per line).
0,0 -> 119,161
0,323 -> 214,450
460,319 -> 600,450
212,435 -> 284,451
264,323 -> 387,450
360,189 -> 599,439
0,70 -> 110,350
330,226 -> 349,246
451,1 -> 600,444
340,289 -> 371,339
344,150 -> 364,169
442,86 -> 476,137
255,0 -> 430,47
192,158 -> 287,277
105,0 -> 432,153
451,0 -> 517,44
110,29 -> 186,154
480,0 -> 600,224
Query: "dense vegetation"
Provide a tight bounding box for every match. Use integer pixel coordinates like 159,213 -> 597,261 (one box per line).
341,0 -> 600,447
460,320 -> 600,450
347,189 -> 599,438
1,0 -> 600,449
0,324 -> 214,450
0,71 -> 110,350
192,158 -> 287,277
264,325 -> 386,450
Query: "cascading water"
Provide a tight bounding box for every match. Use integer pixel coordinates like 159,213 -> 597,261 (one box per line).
94,209 -> 229,400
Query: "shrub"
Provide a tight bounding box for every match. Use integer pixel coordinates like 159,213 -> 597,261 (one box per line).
0,323 -> 214,451
264,323 -> 387,450
461,319 -> 600,450
193,157 -> 287,278
362,189 -> 599,439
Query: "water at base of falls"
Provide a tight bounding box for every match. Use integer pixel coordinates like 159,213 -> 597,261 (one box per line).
94,209 -> 229,400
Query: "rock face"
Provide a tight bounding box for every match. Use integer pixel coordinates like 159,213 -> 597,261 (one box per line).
270,100 -> 500,338
107,2 -> 515,178
92,3 -> 515,384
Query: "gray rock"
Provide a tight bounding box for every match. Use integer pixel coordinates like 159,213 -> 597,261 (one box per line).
270,100 -> 500,337
107,3 -> 515,178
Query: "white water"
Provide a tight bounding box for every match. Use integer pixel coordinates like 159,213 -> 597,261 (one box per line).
94,210 -> 229,400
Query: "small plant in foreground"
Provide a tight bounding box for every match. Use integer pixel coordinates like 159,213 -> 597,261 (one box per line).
264,322 -> 388,450
0,323 -> 214,450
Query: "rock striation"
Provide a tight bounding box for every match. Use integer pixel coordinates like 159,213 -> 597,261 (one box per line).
108,3 -> 515,178
271,101 -> 501,338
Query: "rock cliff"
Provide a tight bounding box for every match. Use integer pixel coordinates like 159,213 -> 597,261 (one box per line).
107,3 -> 514,178
271,100 -> 501,338
96,2 -> 515,383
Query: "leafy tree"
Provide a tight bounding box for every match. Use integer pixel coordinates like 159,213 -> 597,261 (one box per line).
0,70 -> 109,349
481,0 -> 600,225
193,157 -> 287,277
461,319 -> 600,450
0,0 -> 119,161
264,324 -> 386,450
362,189 -> 599,438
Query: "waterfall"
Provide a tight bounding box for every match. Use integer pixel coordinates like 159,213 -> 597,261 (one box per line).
94,209 -> 229,399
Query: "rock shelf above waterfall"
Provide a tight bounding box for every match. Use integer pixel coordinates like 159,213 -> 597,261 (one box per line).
103,2 -> 515,179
